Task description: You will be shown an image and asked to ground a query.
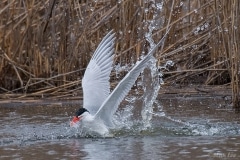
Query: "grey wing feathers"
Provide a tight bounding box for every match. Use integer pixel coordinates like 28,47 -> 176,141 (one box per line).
94,28 -> 171,126
94,49 -> 154,127
82,31 -> 116,114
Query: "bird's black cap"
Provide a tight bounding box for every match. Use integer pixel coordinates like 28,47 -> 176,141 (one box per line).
75,108 -> 89,116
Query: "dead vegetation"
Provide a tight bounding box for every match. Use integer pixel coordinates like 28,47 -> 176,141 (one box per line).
0,0 -> 239,109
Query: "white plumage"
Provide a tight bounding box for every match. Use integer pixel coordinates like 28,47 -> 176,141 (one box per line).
72,30 -> 168,135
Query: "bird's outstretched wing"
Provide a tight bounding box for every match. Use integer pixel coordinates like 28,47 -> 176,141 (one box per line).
82,31 -> 115,114
94,50 -> 154,127
94,29 -> 170,127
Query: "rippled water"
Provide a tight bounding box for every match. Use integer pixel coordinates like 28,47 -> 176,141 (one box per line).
1,96 -> 240,159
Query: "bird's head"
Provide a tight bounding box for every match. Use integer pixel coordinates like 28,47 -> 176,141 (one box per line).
70,108 -> 89,127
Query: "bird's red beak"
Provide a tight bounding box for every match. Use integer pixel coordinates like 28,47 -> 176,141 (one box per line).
70,116 -> 80,127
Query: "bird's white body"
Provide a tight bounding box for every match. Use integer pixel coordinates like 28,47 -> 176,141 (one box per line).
80,112 -> 109,135
72,30 -> 168,136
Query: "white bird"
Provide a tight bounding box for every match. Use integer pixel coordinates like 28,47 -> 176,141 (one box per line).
70,30 -> 168,136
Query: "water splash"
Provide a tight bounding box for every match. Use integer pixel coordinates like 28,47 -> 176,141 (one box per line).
114,63 -> 134,79
140,1 -> 171,129
113,1 -> 172,131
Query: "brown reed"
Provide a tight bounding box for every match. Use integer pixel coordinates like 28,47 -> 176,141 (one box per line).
0,0 -> 239,109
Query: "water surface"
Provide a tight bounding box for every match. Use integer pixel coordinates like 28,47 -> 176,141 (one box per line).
1,96 -> 240,159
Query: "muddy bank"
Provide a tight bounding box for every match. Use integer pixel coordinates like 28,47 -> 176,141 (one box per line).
0,85 -> 232,106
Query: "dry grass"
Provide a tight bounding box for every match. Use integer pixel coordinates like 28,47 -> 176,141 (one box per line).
0,0 -> 239,109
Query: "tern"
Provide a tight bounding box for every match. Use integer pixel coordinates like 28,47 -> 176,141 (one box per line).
70,30 -> 168,135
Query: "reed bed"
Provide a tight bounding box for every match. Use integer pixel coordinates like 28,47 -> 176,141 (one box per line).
0,0 -> 239,109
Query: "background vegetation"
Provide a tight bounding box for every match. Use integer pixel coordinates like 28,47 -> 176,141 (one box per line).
0,0 -> 239,108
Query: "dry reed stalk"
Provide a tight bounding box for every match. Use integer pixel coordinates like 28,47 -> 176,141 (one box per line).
0,0 -> 239,109
229,0 -> 240,110
209,0 -> 239,109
